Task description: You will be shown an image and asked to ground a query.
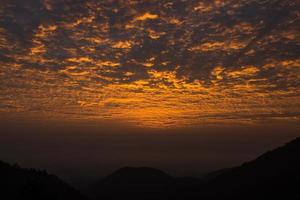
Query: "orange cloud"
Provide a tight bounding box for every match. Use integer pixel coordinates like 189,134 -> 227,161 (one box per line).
134,12 -> 159,21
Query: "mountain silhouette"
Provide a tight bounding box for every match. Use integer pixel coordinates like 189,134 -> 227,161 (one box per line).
88,137 -> 300,200
1,137 -> 299,200
102,167 -> 173,184
178,137 -> 300,199
0,161 -> 88,200
89,167 -> 174,200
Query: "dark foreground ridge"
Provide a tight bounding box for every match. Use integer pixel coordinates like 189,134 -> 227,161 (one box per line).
0,161 -> 88,200
1,137 -> 300,199
180,136 -> 300,199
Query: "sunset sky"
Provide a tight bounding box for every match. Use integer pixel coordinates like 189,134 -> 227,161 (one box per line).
0,0 -> 299,179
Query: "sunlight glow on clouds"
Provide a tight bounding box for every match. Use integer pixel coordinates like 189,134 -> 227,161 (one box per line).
0,0 -> 299,128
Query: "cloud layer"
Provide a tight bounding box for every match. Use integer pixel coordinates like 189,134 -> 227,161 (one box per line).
0,0 -> 299,127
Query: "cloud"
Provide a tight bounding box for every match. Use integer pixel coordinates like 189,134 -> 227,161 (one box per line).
134,12 -> 159,21
0,0 -> 299,127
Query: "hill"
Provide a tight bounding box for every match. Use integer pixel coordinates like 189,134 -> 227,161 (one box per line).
88,137 -> 300,200
0,161 -> 88,200
89,167 -> 174,200
179,137 -> 300,199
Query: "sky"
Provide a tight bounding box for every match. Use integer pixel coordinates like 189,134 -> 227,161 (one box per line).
0,0 -> 299,179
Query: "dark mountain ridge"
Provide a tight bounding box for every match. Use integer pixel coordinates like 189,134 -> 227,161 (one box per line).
89,137 -> 300,200
0,160 -> 87,200
178,137 -> 300,199
101,167 -> 173,184
1,137 -> 299,200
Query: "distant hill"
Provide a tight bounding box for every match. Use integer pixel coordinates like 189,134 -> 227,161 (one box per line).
0,161 -> 88,200
101,167 -> 173,184
89,137 -> 300,200
89,167 -> 174,200
2,137 -> 299,200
